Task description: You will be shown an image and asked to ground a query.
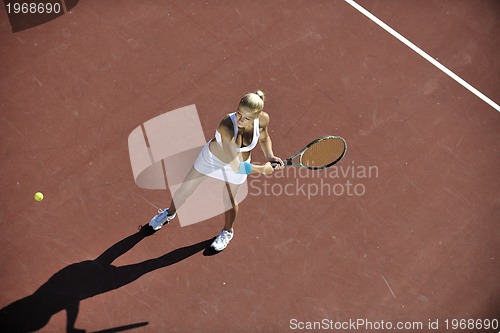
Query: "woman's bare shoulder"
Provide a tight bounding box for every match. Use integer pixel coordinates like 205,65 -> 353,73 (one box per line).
259,111 -> 270,128
217,115 -> 235,139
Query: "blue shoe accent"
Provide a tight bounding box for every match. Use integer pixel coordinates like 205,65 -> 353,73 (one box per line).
149,208 -> 170,230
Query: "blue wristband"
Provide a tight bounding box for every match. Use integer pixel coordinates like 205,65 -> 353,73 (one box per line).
237,161 -> 253,175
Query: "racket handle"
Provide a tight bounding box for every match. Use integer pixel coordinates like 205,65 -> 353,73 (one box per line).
271,159 -> 290,168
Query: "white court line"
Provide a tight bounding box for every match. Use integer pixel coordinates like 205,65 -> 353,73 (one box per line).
345,0 -> 500,112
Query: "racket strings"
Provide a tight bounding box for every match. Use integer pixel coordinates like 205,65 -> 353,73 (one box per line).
300,138 -> 345,168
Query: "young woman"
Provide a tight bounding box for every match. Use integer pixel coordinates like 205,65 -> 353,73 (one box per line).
149,90 -> 284,251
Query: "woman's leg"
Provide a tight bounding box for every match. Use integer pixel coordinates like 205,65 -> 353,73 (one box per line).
150,167 -> 205,230
211,181 -> 241,251
223,182 -> 241,232
210,177 -> 247,251
168,167 -> 206,215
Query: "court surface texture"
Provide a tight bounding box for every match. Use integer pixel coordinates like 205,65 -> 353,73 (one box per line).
1,1 -> 498,332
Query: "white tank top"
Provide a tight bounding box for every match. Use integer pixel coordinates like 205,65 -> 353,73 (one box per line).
214,112 -> 260,152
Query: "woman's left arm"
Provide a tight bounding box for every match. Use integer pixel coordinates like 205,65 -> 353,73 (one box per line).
259,112 -> 284,170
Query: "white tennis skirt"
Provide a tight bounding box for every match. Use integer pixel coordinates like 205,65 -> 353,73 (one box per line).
193,141 -> 250,185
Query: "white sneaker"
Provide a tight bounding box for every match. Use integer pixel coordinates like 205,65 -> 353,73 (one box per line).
149,208 -> 176,231
211,229 -> 234,251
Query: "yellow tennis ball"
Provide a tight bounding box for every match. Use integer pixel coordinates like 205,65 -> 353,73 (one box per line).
34,192 -> 44,201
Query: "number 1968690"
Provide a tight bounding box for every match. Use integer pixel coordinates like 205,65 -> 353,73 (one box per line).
6,2 -> 62,14
444,318 -> 498,331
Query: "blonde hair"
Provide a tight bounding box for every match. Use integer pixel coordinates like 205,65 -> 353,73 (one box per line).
239,90 -> 265,113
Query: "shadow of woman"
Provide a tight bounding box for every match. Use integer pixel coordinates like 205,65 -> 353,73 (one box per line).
0,225 -> 214,332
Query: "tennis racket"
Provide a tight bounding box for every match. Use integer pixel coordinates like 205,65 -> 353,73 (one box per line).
272,136 -> 347,170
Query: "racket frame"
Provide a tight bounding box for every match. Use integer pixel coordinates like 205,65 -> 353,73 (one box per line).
281,135 -> 347,170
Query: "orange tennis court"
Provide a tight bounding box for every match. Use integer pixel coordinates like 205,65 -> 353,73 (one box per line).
1,1 -> 498,332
